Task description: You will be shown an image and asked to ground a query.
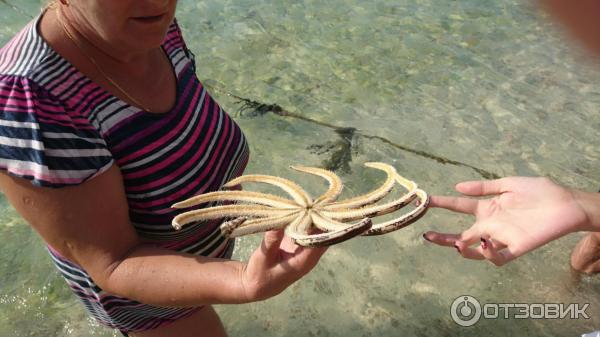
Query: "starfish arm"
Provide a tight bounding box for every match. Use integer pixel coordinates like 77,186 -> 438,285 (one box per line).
172,205 -> 296,230
222,175 -> 311,207
284,210 -> 310,237
320,171 -> 419,220
322,162 -> 400,210
320,185 -> 416,221
238,211 -> 302,227
171,190 -> 299,209
290,213 -> 372,247
362,189 -> 430,236
290,165 -> 343,205
310,211 -> 351,231
224,212 -> 301,238
219,217 -> 248,235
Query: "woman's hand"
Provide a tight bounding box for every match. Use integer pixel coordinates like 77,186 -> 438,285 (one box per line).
423,177 -> 593,266
239,229 -> 327,301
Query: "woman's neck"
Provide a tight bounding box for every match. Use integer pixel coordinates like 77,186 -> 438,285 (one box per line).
43,6 -> 155,76
38,6 -> 177,114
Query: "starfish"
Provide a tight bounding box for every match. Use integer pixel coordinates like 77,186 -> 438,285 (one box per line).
171,162 -> 429,247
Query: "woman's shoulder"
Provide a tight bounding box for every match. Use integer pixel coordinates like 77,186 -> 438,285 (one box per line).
1,16 -> 96,121
162,18 -> 197,73
0,16 -> 62,88
164,19 -> 187,51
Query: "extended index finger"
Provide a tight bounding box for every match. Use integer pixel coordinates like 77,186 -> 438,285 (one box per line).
429,195 -> 478,215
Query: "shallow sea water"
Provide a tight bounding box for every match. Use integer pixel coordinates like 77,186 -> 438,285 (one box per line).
1,0 -> 600,336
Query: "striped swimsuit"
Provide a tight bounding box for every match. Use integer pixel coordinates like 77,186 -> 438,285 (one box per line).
0,14 -> 249,333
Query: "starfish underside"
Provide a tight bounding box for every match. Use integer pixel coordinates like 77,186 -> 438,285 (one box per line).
171,162 -> 430,247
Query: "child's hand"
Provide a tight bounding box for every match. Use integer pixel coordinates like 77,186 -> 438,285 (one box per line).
423,177 -> 591,266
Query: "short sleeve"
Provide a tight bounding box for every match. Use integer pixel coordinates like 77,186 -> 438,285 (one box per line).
0,75 -> 114,188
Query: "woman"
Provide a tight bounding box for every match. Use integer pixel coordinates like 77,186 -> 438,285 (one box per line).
0,1 -> 326,336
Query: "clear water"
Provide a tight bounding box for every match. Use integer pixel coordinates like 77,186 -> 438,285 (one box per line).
1,0 -> 600,336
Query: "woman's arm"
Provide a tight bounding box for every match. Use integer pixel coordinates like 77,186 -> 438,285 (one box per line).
423,177 -> 600,266
0,164 -> 325,307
